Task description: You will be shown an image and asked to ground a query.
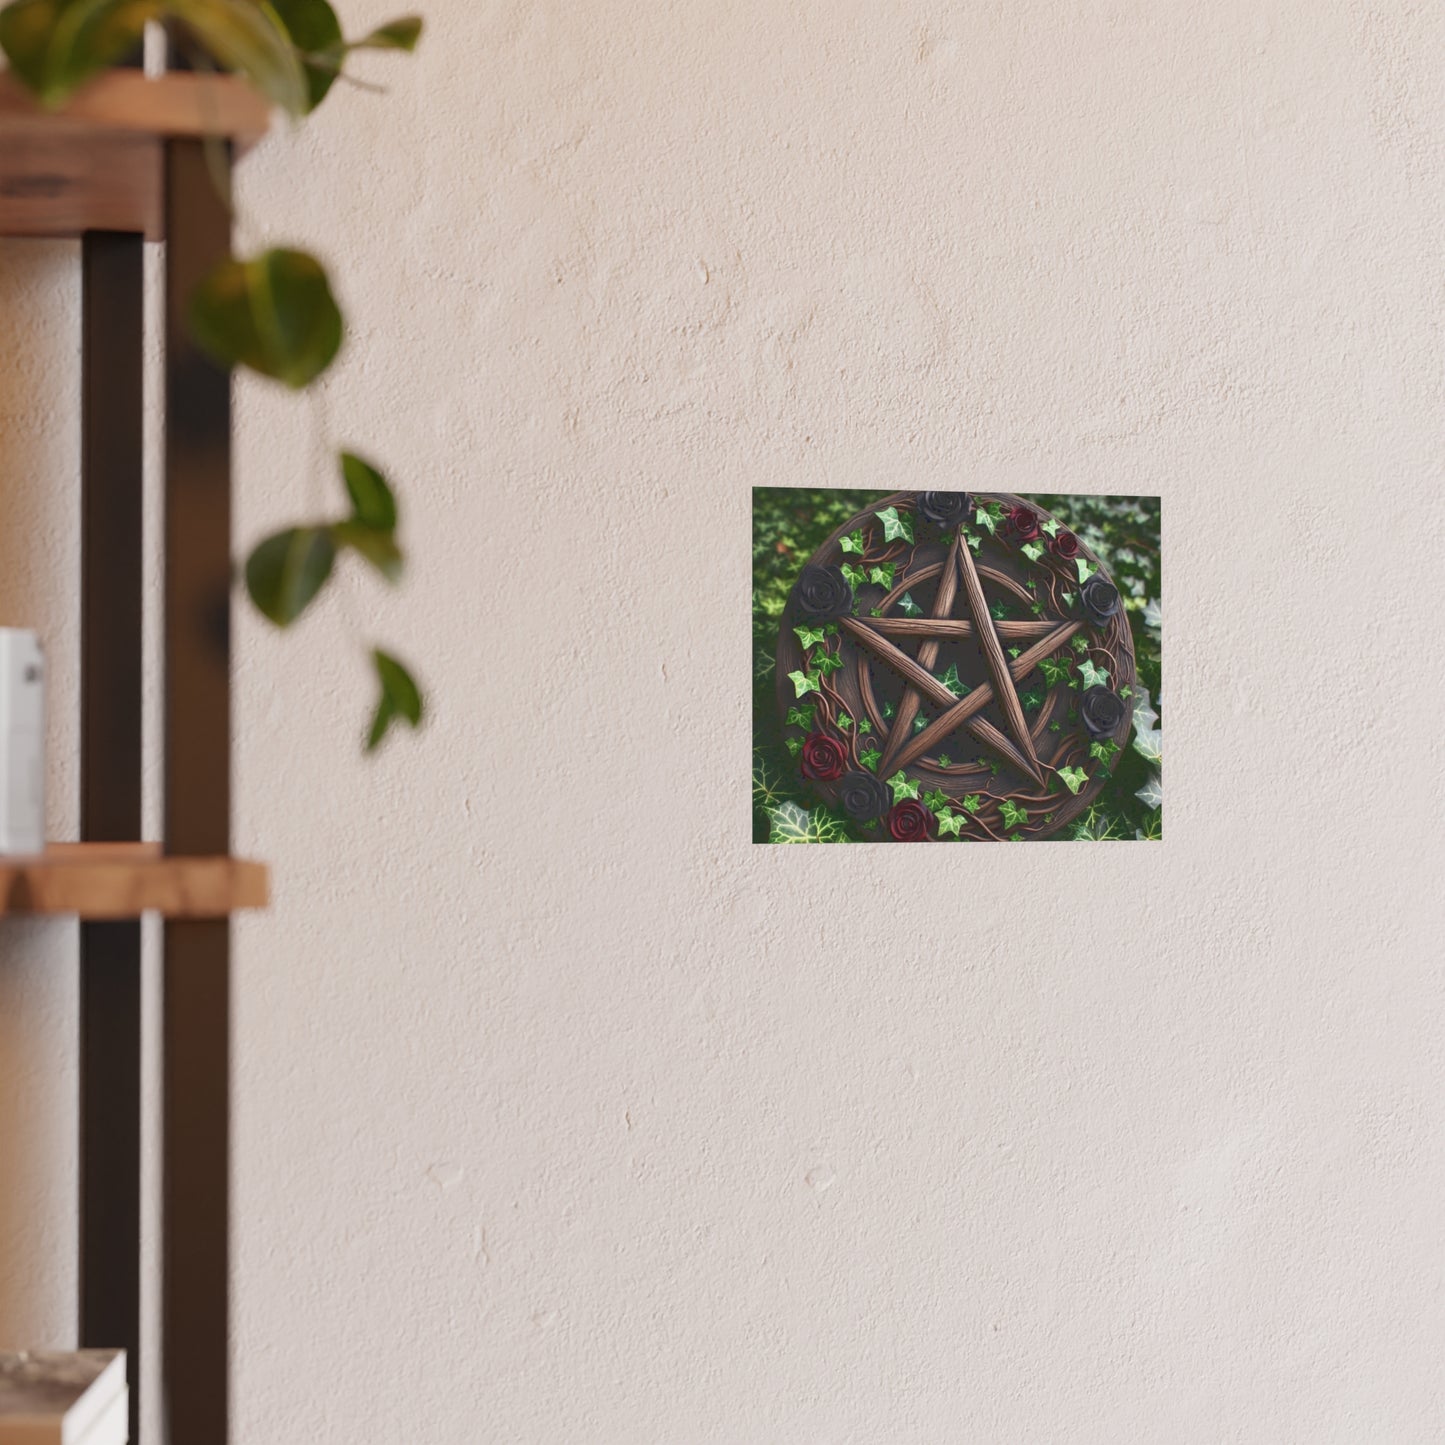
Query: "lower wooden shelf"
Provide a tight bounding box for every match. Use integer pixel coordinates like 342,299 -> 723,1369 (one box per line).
0,843 -> 268,919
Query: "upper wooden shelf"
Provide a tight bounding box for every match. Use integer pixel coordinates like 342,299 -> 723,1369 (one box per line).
0,842 -> 268,919
0,70 -> 271,240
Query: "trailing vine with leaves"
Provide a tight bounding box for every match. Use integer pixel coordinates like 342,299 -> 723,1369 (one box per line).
0,0 -> 427,749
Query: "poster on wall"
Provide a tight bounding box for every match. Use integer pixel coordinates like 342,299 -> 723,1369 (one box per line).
753,489 -> 1162,843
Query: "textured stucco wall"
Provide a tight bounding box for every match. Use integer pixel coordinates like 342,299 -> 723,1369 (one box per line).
5,1 -> 1445,1440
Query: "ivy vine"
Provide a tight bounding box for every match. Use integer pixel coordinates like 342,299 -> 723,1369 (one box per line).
0,0 -> 427,750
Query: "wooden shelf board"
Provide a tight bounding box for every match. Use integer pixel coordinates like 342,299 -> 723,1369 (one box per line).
0,72 -> 271,240
0,843 -> 268,919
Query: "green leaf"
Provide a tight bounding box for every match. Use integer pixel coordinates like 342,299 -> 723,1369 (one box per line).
1039,517 -> 1061,538
167,0 -> 309,115
898,591 -> 923,617
1021,541 -> 1044,563
1008,833 -> 1023,842
1061,590 -> 1075,608
786,705 -> 815,729
912,715 -> 927,733
768,801 -> 849,844
365,648 -> 423,751
1039,656 -> 1070,686
339,451 -> 397,531
960,794 -> 981,814
840,562 -> 866,589
936,662 -> 965,697
999,800 -> 1028,830
1119,685 -> 1133,699
922,788 -> 949,810
859,746 -> 883,771
793,624 -> 826,649
973,508 -> 996,536
1089,739 -> 1121,765
269,0 -> 342,108
814,650 -> 845,676
1057,765 -> 1088,795
784,736 -> 802,757
966,533 -> 982,551
1142,597 -> 1162,633
839,529 -> 865,555
1071,635 -> 1089,654
245,526 -> 335,626
1133,691 -> 1159,731
1135,773 -> 1163,810
331,520 -> 403,582
1007,646 -> 1021,660
752,753 -> 783,809
868,562 -> 896,588
189,248 -> 343,389
1075,557 -> 1096,584
1133,725 -> 1162,764
787,670 -> 820,698
886,771 -> 919,803
1029,601 -> 1044,616
0,0 -> 158,107
935,809 -> 966,838
936,753 -> 951,767
836,713 -> 853,730
1048,721 -> 1062,733
350,14 -> 421,50
882,700 -> 896,719
989,599 -> 1008,620
1021,689 -> 1042,711
857,718 -> 872,735
1077,659 -> 1111,690
874,505 -> 913,544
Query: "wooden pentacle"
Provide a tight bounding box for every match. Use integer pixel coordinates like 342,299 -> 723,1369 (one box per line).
775,492 -> 1136,842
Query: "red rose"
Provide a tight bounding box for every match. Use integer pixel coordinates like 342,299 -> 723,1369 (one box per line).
886,799 -> 932,841
1009,505 -> 1039,541
1051,529 -> 1080,559
800,733 -> 846,781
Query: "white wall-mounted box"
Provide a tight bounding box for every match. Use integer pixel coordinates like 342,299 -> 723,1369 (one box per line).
0,628 -> 44,856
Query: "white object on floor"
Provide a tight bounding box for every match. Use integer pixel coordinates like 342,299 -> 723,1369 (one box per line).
0,628 -> 44,856
0,1351 -> 126,1445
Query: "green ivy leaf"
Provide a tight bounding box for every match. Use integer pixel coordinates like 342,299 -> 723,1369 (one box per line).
937,662 -> 965,697
1057,765 -> 1088,794
1021,689 -> 1042,711
752,753 -> 783,809
882,700 -> 896,719
1135,773 -> 1163,810
1040,517 -> 1061,538
935,809 -> 966,838
365,647 -> 423,751
794,624 -> 826,648
1061,590 -> 1075,608
936,753 -> 952,766
999,800 -> 1028,830
886,771 -> 920,803
840,562 -> 866,589
966,533 -> 982,551
960,794 -> 981,813
912,715 -> 927,733
989,599 -> 1008,620
898,592 -> 923,617
189,248 -> 343,389
1048,721 -> 1062,733
245,526 -> 336,626
1029,601 -> 1044,616
1007,646 -> 1021,660
836,713 -> 853,730
1071,635 -> 1090,654
858,718 -> 872,735
1039,656 -> 1070,686
839,529 -> 865,555
1089,739 -> 1120,765
814,650 -> 845,676
973,508 -> 996,536
1133,725 -> 1162,764
784,736 -> 802,757
785,705 -> 815,729
859,746 -> 883,771
168,0 -> 310,115
787,670 -> 820,698
768,801 -> 850,844
1075,557 -> 1096,584
875,505 -> 913,544
868,562 -> 896,588
1077,659 -> 1111,690
922,788 -> 949,810
1020,541 -> 1044,563
1119,685 -> 1133,699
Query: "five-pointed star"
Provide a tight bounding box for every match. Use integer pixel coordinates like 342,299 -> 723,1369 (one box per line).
838,533 -> 1081,784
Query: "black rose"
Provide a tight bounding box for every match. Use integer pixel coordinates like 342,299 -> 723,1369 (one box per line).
1080,686 -> 1126,739
917,491 -> 972,527
838,771 -> 891,822
795,563 -> 853,621
1080,576 -> 1120,627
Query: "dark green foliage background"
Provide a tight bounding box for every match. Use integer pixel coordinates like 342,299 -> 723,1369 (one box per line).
752,489 -> 1162,842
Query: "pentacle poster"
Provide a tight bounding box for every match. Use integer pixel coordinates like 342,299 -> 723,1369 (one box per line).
752,490 -> 1162,843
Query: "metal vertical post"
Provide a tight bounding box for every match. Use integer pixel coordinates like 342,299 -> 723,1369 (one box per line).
161,135 -> 232,1445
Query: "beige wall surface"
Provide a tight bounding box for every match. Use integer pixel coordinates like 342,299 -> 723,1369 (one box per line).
4,0 -> 1445,1440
